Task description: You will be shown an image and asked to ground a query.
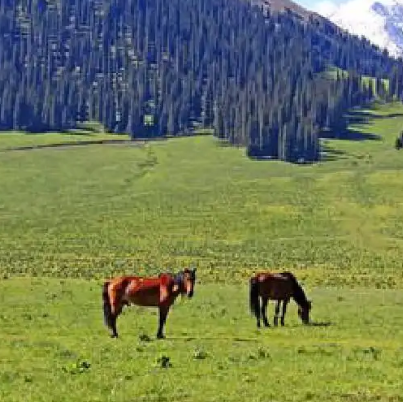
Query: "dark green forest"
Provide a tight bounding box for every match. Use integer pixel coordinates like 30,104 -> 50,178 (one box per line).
1,0 -> 403,162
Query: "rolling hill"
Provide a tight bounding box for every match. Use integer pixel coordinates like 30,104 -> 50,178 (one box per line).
0,0 -> 401,163
250,0 -> 315,18
2,2 -> 403,400
1,102 -> 403,287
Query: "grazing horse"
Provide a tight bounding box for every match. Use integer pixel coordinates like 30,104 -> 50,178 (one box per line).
249,271 -> 312,328
102,268 -> 197,339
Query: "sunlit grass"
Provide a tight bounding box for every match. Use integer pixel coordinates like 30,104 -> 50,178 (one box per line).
0,130 -> 128,151
2,103 -> 403,401
1,278 -> 403,402
1,103 -> 403,286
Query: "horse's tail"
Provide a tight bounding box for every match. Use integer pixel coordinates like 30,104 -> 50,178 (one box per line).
102,281 -> 113,328
249,276 -> 260,318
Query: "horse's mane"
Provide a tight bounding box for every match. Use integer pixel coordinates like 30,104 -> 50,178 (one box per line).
173,271 -> 185,285
280,271 -> 308,307
159,270 -> 185,285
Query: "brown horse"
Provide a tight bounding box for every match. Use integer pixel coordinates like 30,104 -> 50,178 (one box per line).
102,268 -> 197,339
249,271 -> 312,328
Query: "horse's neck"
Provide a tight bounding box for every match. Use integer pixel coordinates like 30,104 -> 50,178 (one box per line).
292,284 -> 307,307
172,288 -> 182,299
172,275 -> 185,297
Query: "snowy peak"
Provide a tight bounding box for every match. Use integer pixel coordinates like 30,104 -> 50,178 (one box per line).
317,0 -> 403,57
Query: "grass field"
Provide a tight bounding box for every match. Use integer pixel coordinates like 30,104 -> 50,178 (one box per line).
1,102 -> 403,286
1,278 -> 403,402
2,102 -> 403,401
0,130 -> 128,151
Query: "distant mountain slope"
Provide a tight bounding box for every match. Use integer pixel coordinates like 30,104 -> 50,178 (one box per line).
319,0 -> 403,58
250,0 -> 314,19
0,0 -> 400,163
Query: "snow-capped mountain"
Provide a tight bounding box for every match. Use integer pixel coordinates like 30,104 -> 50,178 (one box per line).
316,0 -> 403,58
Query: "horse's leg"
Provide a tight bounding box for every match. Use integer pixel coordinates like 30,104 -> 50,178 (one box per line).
274,301 -> 281,326
156,305 -> 170,339
109,303 -> 123,338
255,296 -> 262,328
261,297 -> 270,327
280,299 -> 289,326
103,283 -> 123,338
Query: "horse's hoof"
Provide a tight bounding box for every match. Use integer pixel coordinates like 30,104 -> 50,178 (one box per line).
156,334 -> 165,340
111,334 -> 118,339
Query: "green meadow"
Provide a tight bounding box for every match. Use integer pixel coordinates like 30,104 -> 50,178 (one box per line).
0,129 -> 127,151
1,279 -> 403,402
1,102 -> 403,401
1,103 -> 403,286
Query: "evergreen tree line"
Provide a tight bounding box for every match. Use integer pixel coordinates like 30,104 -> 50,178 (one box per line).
0,0 -> 401,162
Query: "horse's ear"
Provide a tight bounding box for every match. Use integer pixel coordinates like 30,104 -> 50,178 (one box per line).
193,267 -> 197,273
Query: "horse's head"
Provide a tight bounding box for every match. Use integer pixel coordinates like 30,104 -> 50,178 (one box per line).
297,300 -> 312,324
179,267 -> 197,298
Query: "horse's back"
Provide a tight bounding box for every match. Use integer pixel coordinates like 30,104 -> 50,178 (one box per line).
107,275 -> 163,307
254,272 -> 288,283
254,271 -> 294,300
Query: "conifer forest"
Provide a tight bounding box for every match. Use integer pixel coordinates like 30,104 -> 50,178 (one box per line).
1,0 -> 403,162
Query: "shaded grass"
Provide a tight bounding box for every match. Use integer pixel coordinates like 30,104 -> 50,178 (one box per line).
1,278 -> 403,402
0,131 -> 128,151
1,103 -> 403,286
323,65 -> 390,91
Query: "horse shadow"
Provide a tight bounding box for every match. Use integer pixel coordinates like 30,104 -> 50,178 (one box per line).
167,335 -> 258,343
309,321 -> 332,327
259,321 -> 333,329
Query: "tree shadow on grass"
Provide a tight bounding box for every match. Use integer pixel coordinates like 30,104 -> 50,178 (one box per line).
320,110 -> 382,142
321,126 -> 380,142
2,127 -> 99,136
243,108 -> 389,164
320,144 -> 348,162
318,109 -> 385,162
355,111 -> 403,120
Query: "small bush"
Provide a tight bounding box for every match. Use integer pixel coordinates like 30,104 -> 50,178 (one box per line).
62,360 -> 91,375
156,355 -> 172,368
193,348 -> 208,360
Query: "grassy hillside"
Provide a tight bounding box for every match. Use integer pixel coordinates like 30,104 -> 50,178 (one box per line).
1,103 -> 403,287
2,103 -> 403,402
1,278 -> 403,402
324,65 -> 390,91
0,130 -> 127,151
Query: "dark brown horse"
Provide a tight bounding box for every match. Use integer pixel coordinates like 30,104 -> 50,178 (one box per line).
249,271 -> 312,328
102,268 -> 196,339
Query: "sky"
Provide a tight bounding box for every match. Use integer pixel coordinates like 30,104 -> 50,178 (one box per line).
297,0 -> 347,13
